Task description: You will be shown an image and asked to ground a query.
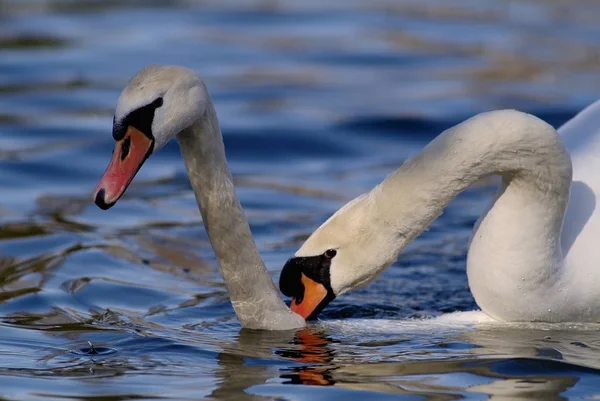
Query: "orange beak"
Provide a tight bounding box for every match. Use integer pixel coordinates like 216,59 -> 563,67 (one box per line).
94,126 -> 154,209
290,273 -> 328,319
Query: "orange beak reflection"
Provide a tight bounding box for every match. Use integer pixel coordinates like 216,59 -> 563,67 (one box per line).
291,273 -> 328,320
94,126 -> 154,209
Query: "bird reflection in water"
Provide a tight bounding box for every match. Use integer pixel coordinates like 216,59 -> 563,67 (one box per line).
277,328 -> 336,386
208,326 -> 335,399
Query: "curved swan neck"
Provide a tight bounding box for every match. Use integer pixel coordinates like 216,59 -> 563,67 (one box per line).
376,110 -> 571,235
176,98 -> 304,330
372,111 -> 572,312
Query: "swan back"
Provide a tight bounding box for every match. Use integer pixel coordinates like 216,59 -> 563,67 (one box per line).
558,99 -> 600,300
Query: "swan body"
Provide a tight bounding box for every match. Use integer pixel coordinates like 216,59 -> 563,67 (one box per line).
94,65 -> 304,330
282,103 -> 600,323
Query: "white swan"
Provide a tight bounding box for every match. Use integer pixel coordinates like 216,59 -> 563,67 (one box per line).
93,65 -> 305,330
280,103 -> 600,323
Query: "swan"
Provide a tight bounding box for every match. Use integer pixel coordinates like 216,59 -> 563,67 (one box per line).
280,104 -> 600,323
93,65 -> 305,330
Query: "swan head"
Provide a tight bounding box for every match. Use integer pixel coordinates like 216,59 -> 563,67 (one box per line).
280,192 -> 399,319
94,65 -> 209,209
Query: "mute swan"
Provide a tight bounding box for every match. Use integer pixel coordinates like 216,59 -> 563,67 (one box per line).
280,105 -> 600,322
93,65 -> 305,330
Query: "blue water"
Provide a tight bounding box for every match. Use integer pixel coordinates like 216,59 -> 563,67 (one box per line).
2,1 -> 600,399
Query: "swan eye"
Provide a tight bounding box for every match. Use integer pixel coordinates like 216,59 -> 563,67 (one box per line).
153,97 -> 163,108
324,249 -> 337,259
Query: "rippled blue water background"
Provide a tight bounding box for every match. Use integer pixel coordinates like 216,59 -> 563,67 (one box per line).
2,1 -> 600,399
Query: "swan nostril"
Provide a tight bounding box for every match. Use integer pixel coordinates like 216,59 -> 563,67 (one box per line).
94,188 -> 113,210
120,136 -> 131,161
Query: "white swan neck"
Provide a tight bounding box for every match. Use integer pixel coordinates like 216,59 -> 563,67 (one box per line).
176,100 -> 304,330
374,110 -> 572,320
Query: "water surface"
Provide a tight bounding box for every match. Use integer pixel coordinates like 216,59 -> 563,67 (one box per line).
2,0 -> 600,399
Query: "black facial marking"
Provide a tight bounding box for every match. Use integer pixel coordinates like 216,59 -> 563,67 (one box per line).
279,250 -> 337,320
280,258 -> 304,299
113,97 -> 164,141
120,136 -> 131,161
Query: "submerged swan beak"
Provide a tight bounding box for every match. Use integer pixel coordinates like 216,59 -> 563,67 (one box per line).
290,274 -> 329,320
94,126 -> 154,209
